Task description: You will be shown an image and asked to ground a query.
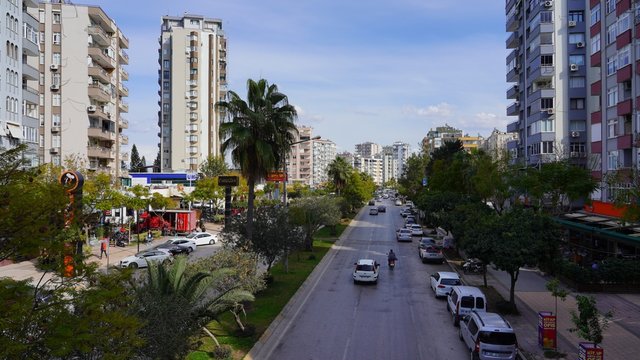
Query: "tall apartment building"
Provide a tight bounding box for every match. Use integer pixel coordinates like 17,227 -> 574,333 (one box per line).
380,146 -> 398,183
505,0 -> 588,166
355,141 -> 381,158
589,0 -> 639,202
0,0 -> 38,166
481,128 -> 519,160
353,155 -> 383,185
158,15 -> 227,172
421,124 -> 463,154
392,141 -> 411,178
37,1 -> 129,177
287,126 -> 314,185
311,138 -> 336,187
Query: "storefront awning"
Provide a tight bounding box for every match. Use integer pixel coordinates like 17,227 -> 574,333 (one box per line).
554,217 -> 640,247
6,123 -> 22,139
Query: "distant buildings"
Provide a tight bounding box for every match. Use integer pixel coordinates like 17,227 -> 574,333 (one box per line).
158,14 -> 227,172
482,129 -> 518,160
311,138 -> 336,187
422,124 -> 463,154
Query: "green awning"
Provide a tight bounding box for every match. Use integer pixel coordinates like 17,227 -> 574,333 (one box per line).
553,217 -> 640,247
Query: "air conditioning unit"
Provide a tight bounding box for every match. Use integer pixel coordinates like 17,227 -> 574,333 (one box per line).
547,108 -> 555,115
87,105 -> 97,112
571,131 -> 580,138
576,41 -> 585,48
570,64 -> 579,71
49,147 -> 59,154
50,64 -> 59,71
544,0 -> 553,7
50,84 -> 59,90
568,20 -> 576,27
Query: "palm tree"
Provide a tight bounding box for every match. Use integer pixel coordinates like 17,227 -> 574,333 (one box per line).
218,79 -> 298,242
327,157 -> 352,195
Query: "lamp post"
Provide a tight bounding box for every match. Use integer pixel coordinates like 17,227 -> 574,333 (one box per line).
283,135 -> 321,205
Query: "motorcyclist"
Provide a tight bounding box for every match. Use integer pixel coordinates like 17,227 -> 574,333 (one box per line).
388,249 -> 398,267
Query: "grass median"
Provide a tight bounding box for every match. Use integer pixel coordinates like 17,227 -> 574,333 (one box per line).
188,222 -> 349,360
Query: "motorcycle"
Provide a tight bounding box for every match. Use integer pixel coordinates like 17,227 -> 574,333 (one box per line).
388,259 -> 396,270
462,258 -> 484,274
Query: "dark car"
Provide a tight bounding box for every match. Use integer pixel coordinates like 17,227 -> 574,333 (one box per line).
368,200 -> 376,206
161,244 -> 192,255
377,205 -> 386,213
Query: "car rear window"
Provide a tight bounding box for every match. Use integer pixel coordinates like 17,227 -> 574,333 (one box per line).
478,331 -> 517,345
356,264 -> 374,271
441,278 -> 461,285
476,297 -> 485,309
460,296 -> 475,308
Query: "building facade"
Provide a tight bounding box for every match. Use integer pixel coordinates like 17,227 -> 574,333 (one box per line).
505,0 -> 588,166
421,124 -> 463,154
311,138 -> 336,187
158,15 -> 227,172
37,1 -> 129,177
287,126 -> 314,185
355,141 -> 381,158
481,128 -> 519,160
392,141 -> 411,178
353,154 -> 383,185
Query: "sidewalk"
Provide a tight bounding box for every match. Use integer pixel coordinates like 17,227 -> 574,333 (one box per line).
0,222 -> 224,284
460,264 -> 640,359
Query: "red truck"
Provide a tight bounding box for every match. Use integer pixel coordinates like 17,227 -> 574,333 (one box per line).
135,209 -> 200,235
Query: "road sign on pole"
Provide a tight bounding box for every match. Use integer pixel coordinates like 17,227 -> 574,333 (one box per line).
218,176 -> 239,186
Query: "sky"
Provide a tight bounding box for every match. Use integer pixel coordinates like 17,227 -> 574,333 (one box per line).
87,0 -> 509,161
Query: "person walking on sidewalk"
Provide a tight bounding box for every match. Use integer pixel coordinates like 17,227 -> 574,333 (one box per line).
99,239 -> 108,259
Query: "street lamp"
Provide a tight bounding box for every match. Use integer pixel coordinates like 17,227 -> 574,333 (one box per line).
283,135 -> 321,204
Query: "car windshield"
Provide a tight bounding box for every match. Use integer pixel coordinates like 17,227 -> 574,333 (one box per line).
478,331 -> 517,345
185,233 -> 198,239
356,264 -> 374,271
441,278 -> 461,285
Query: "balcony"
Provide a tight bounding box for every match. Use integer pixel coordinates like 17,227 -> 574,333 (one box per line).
118,84 -> 129,96
22,62 -> 39,81
506,31 -> 519,49
87,145 -> 115,159
88,46 -> 115,69
119,117 -> 128,129
506,84 -> 519,99
89,66 -> 111,83
88,84 -> 112,102
88,127 -> 116,141
22,85 -> 39,104
88,25 -> 111,46
121,152 -> 129,161
118,32 -> 129,49
506,121 -> 519,133
507,101 -> 520,116
506,12 -> 519,32
88,7 -> 114,33
506,66 -> 520,83
119,100 -> 129,113
118,49 -> 129,64
120,68 -> 129,81
119,134 -> 128,145
22,36 -> 38,57
529,65 -> 554,82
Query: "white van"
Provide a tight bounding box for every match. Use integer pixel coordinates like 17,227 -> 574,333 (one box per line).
446,286 -> 487,326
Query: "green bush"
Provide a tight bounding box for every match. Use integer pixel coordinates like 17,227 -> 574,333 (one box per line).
557,258 -> 640,285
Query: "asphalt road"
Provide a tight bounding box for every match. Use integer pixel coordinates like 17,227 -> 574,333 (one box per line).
254,199 -> 470,360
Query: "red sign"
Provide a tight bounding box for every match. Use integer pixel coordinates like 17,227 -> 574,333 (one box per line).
538,311 -> 557,350
579,343 -> 604,360
266,171 -> 287,182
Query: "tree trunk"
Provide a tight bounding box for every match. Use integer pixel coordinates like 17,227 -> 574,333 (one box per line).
202,326 -> 220,347
482,264 -> 488,287
509,269 -> 519,311
284,250 -> 289,273
305,233 -> 313,252
246,178 -> 255,243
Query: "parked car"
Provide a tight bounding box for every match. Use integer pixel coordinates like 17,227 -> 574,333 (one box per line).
410,224 -> 423,236
368,200 -> 376,206
155,239 -> 197,255
418,237 -> 437,249
377,205 -> 386,213
395,199 -> 402,206
396,228 -> 413,242
405,217 -> 417,226
459,311 -> 518,360
447,286 -> 487,326
178,232 -> 218,246
430,271 -> 462,298
369,207 -> 379,215
353,259 -> 379,284
119,249 -> 173,269
420,246 -> 444,264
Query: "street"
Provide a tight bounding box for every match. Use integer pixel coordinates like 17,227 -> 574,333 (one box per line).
250,199 -> 469,360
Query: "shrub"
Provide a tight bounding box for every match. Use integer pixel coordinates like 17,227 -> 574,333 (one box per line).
211,345 -> 232,360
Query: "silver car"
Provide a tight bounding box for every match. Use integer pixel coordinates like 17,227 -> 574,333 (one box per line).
396,228 -> 412,242
119,249 -> 173,269
459,311 -> 518,360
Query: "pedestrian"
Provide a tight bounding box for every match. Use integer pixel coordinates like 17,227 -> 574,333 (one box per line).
99,239 -> 108,259
146,230 -> 153,243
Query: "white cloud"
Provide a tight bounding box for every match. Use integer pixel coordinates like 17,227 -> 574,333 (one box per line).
404,103 -> 454,117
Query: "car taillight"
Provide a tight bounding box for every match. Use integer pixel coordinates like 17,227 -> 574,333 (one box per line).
437,284 -> 446,288
474,339 -> 480,353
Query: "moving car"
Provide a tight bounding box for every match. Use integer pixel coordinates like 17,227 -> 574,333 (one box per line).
119,249 -> 173,269
156,239 -> 197,252
178,232 -> 218,246
395,199 -> 402,206
459,311 -> 518,360
369,207 -> 379,215
377,205 -> 386,213
353,259 -> 379,284
430,271 -> 462,298
368,200 -> 376,206
410,224 -> 424,236
420,246 -> 444,264
396,228 -> 412,242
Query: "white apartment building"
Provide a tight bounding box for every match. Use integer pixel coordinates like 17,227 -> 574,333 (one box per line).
311,138 -> 336,187
353,154 -> 383,186
355,141 -> 381,158
1,0 -> 39,166
158,15 -> 227,172
380,148 -> 397,184
287,126 -> 313,185
392,141 -> 411,178
38,1 -> 129,177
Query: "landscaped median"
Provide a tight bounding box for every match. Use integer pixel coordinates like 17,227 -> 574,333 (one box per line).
187,222 -> 350,360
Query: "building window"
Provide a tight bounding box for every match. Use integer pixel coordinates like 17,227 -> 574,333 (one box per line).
607,118 -> 618,138
540,10 -> 552,23
52,114 -> 60,127
541,55 -> 553,65
38,10 -> 45,23
163,81 -> 170,90
607,55 -> 618,76
618,45 -> 631,68
540,32 -> 553,45
570,142 -> 586,153
542,141 -> 554,154
606,0 -> 616,14
51,73 -> 60,86
52,94 -> 61,107
570,98 -> 585,110
541,98 -> 553,109
607,87 -> 618,107
606,23 -> 617,44
568,11 -> 584,23
162,103 -> 170,112
52,53 -> 61,65
569,33 -> 585,44
52,12 -> 61,24
608,150 -> 619,170
53,32 -> 61,45
163,70 -> 170,79
569,76 -> 585,88
591,3 -> 601,24
570,120 -> 586,131
52,134 -> 60,148
591,33 -> 601,55
569,55 -> 585,66
163,60 -> 170,68
618,12 -> 631,34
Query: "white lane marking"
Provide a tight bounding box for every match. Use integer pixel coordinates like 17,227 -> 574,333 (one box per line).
341,336 -> 351,360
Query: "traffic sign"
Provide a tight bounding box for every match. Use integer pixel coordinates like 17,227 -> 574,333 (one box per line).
267,171 -> 287,182
218,175 -> 239,186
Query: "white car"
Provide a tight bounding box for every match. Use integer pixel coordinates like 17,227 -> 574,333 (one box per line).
182,232 -> 218,246
155,238 -> 197,253
395,199 -> 402,206
396,228 -> 412,242
353,259 -> 379,284
430,271 -> 462,298
119,249 -> 173,269
410,224 -> 423,236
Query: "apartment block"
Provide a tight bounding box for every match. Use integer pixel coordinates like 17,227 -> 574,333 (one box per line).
37,1 -> 129,177
421,124 -> 463,154
287,126 -> 314,185
505,0 -> 588,166
158,15 -> 227,172
311,138 -> 336,187
481,128 -> 519,160
353,154 -> 383,186
355,141 -> 381,158
392,141 -> 411,178
380,147 -> 398,183
0,0 -> 39,166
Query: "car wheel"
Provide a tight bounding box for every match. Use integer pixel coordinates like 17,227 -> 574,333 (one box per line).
353,279 -> 358,284
186,247 -> 192,254
446,302 -> 451,312
209,239 -> 215,245
129,263 -> 138,269
453,313 -> 459,327
471,351 -> 480,360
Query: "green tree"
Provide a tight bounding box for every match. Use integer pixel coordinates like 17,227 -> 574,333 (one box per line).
153,148 -> 161,172
290,196 -> 341,252
342,171 -> 374,212
199,154 -> 229,178
218,78 -> 298,243
327,156 -> 352,195
470,151 -> 512,215
398,153 -> 428,200
569,295 -> 613,346
129,144 -> 143,172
